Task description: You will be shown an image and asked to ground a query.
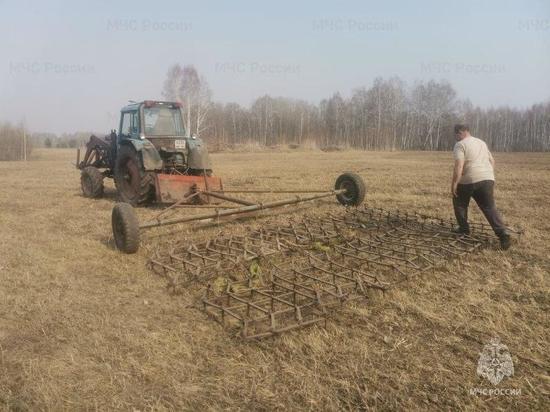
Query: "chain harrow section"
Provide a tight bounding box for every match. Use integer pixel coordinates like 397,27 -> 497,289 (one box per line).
148,207 -> 494,338
202,251 -> 390,339
149,216 -> 347,291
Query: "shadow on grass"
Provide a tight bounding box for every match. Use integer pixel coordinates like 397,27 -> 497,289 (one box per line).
100,235 -> 117,251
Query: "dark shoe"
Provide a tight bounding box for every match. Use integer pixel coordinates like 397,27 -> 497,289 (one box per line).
499,234 -> 511,250
452,227 -> 470,236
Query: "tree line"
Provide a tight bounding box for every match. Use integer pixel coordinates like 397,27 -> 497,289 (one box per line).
164,64 -> 550,152
204,78 -> 550,151
2,67 -> 548,161
0,123 -> 32,161
39,132 -> 93,149
0,127 -> 100,160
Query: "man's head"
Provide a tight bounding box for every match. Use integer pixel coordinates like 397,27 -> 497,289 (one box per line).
454,124 -> 471,141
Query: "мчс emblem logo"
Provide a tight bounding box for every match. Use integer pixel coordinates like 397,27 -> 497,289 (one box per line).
476,337 -> 514,385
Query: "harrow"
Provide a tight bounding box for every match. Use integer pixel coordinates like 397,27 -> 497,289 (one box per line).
149,207 -> 495,339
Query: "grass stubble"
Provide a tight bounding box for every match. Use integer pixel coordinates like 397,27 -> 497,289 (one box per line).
0,148 -> 548,410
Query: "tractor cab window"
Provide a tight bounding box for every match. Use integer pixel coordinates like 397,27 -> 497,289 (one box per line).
120,111 -> 139,138
120,113 -> 130,136
143,106 -> 185,137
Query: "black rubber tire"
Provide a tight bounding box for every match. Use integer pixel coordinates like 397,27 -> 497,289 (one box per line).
114,145 -> 155,206
81,166 -> 104,198
112,202 -> 140,253
335,172 -> 366,206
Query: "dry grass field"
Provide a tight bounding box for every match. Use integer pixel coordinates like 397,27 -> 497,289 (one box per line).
0,148 -> 548,411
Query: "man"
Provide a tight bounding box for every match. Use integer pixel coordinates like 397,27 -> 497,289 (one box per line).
451,124 -> 511,250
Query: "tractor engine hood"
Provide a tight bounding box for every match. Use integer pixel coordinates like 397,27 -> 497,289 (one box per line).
186,137 -> 212,170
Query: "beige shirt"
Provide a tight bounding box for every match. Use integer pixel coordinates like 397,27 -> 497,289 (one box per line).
453,136 -> 495,184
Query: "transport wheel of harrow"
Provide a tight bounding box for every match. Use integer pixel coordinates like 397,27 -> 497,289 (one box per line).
114,145 -> 155,206
112,202 -> 140,253
335,172 -> 366,206
80,166 -> 104,198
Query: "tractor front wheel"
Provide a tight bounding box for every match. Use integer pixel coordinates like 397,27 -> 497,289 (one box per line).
335,172 -> 366,206
112,202 -> 140,253
114,145 -> 155,206
81,166 -> 104,198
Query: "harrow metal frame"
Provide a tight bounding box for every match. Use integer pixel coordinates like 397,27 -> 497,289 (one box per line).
141,188 -> 347,229
112,172 -> 367,253
149,207 -> 496,339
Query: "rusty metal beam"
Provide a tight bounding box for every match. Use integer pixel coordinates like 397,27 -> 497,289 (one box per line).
140,189 -> 346,229
201,191 -> 256,206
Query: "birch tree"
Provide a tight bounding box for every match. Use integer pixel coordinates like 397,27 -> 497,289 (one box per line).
162,64 -> 211,137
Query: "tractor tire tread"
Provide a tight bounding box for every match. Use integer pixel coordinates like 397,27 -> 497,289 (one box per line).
335,172 -> 366,206
114,145 -> 155,206
81,166 -> 104,198
112,202 -> 140,253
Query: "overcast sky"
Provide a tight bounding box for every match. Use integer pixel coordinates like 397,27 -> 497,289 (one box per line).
1,0 -> 549,134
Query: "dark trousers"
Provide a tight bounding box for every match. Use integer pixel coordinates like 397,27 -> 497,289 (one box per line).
453,180 -> 507,237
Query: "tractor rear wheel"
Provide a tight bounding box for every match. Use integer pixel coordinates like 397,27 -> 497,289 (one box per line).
335,172 -> 366,206
112,202 -> 140,253
114,145 -> 155,206
81,166 -> 104,198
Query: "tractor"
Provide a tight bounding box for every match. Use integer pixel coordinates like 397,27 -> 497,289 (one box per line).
77,100 -> 367,254
76,100 -> 222,205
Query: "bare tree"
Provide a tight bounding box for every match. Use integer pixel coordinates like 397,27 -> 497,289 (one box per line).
163,69 -> 549,152
0,123 -> 32,161
162,64 -> 212,137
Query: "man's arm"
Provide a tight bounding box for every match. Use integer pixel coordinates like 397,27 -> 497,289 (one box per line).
451,159 -> 465,197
